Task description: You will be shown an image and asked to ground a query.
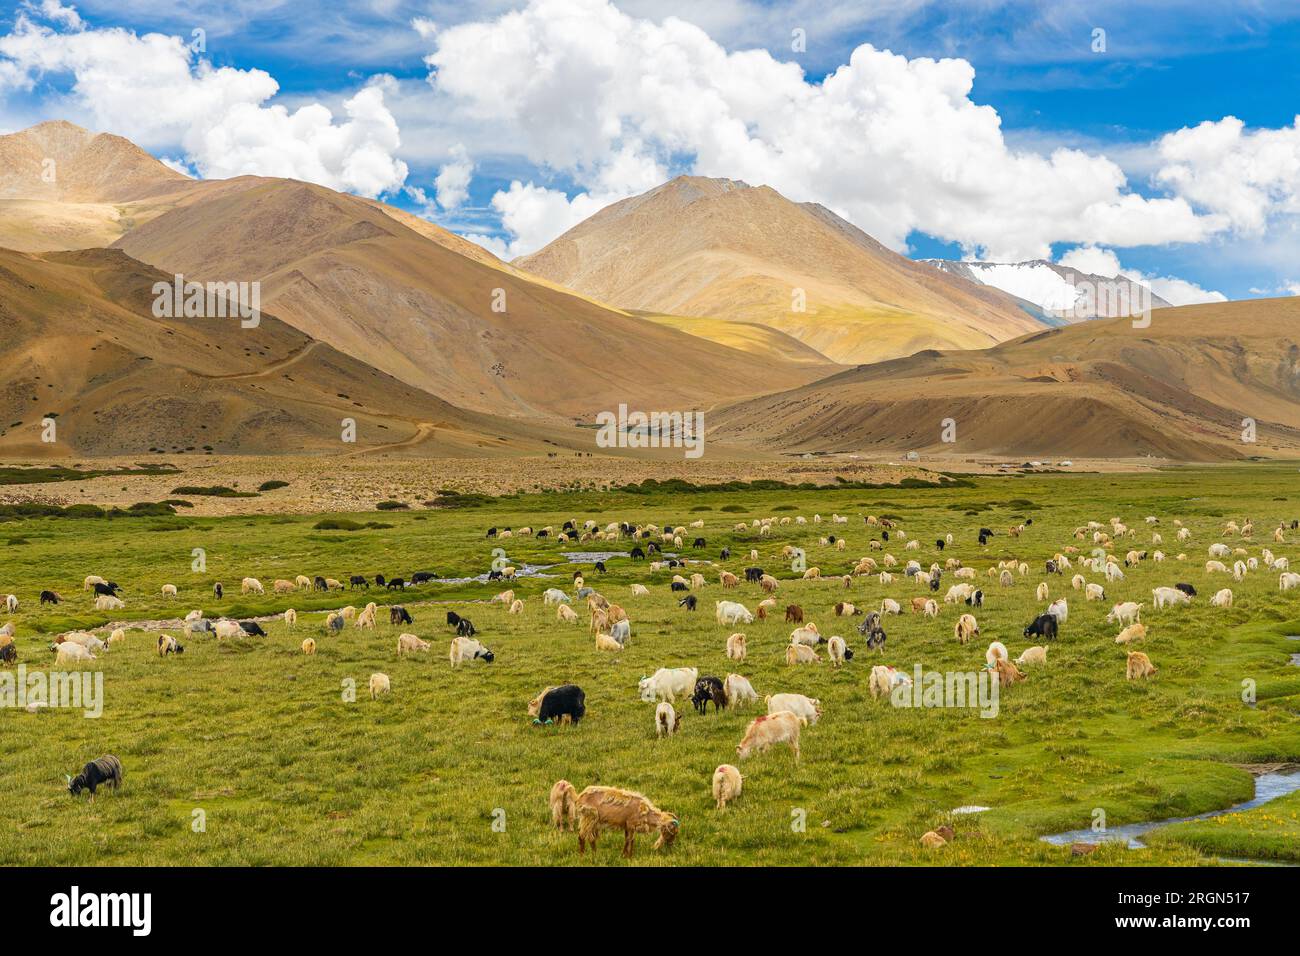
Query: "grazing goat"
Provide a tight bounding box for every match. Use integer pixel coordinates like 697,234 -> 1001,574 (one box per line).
529,684 -> 585,725
575,786 -> 678,857
157,634 -> 184,657
712,764 -> 743,810
691,676 -> 727,714
67,755 -> 123,801
724,674 -> 758,708
1126,651 -> 1157,680
656,701 -> 682,737
737,711 -> 805,762
549,780 -> 577,830
449,636 -> 494,667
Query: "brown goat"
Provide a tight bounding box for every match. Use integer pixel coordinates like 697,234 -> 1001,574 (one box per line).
576,786 -> 678,857
549,779 -> 577,830
784,604 -> 804,624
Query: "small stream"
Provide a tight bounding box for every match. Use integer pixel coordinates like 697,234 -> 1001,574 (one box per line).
1041,768 -> 1300,852
88,551 -> 636,632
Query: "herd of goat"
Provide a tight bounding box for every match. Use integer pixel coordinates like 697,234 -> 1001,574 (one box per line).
5,510 -> 1299,857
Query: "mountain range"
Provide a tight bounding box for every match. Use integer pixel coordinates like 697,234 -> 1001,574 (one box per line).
0,120 -> 1291,462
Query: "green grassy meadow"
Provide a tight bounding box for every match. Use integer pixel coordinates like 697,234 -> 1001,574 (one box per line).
2,463 -> 1299,865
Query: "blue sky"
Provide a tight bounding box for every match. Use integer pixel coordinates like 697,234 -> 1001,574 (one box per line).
3,0 -> 1299,302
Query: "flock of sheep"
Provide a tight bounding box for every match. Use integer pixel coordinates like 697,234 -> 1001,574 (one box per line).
5,509 -> 1297,858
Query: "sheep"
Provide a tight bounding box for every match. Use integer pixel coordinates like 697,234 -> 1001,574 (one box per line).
157,584 -> 178,599
1115,623 -> 1147,644
241,577 -> 265,595
954,613 -> 979,644
724,673 -> 758,708
301,637 -> 317,655
107,628 -> 126,648
726,632 -> 747,661
397,633 -> 431,656
737,711 -> 805,762
655,701 -> 681,737
1210,588 -> 1234,608
827,634 -> 848,667
1126,651 -> 1157,680
712,764 -> 743,810
549,780 -> 578,830
765,692 -> 822,724
638,667 -> 698,703
985,641 -> 1009,667
369,673 -> 391,699
449,636 -> 494,667
1152,586 -> 1191,608
1015,645 -> 1047,666
295,575 -> 312,590
575,786 -> 678,857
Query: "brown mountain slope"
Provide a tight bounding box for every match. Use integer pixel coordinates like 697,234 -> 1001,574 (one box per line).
112,175 -> 833,420
706,298 -> 1300,460
514,176 -> 1046,365
0,247 -> 583,458
0,121 -> 199,252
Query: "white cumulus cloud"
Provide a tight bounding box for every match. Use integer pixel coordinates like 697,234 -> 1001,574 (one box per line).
0,5 -> 408,198
424,0 -> 1222,259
